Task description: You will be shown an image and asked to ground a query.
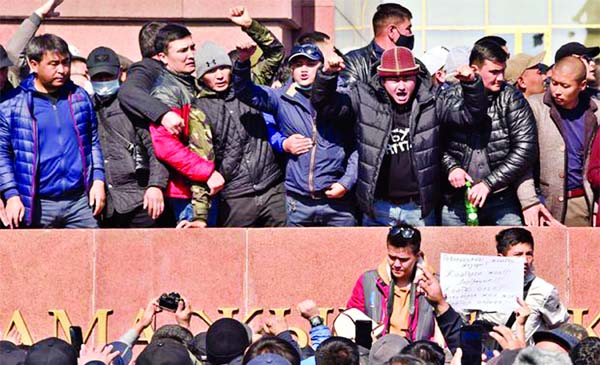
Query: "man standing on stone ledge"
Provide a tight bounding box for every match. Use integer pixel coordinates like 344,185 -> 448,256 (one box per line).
437,41 -> 550,226
311,47 -> 440,226
0,34 -> 105,228
521,56 -> 600,226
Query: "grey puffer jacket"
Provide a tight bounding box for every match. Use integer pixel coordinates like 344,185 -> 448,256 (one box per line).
437,76 -> 538,198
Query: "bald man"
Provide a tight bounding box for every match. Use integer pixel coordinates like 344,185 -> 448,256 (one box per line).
520,56 -> 600,226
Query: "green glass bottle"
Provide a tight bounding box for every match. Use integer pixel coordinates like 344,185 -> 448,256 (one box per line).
465,181 -> 479,226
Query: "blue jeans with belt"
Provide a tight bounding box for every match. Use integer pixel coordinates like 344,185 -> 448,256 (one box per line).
363,199 -> 436,226
286,192 -> 357,227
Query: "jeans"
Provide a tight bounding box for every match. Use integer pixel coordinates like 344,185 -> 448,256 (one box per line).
442,189 -> 523,226
286,192 -> 357,227
32,192 -> 98,228
362,199 -> 436,226
166,198 -> 194,223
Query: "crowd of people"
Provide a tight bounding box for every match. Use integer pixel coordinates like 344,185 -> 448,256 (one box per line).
0,1 -> 599,229
0,224 -> 598,365
0,2 -> 598,364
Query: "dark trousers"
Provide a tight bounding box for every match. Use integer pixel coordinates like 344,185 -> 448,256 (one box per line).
101,206 -> 156,228
217,182 -> 286,227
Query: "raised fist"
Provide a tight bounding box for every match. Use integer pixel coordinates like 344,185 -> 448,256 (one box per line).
323,54 -> 346,74
455,65 -> 476,82
236,42 -> 258,63
229,6 -> 252,29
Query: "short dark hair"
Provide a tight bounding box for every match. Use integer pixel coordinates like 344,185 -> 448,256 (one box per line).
469,41 -> 508,68
151,324 -> 194,346
25,34 -> 70,63
372,3 -> 412,36
388,355 -> 426,365
139,21 -> 168,58
296,32 -> 331,45
475,35 -> 507,47
495,228 -> 534,255
387,224 -> 421,254
401,341 -> 444,365
560,323 -> 589,342
154,23 -> 192,55
316,337 -> 359,365
243,336 -> 300,365
570,337 -> 600,365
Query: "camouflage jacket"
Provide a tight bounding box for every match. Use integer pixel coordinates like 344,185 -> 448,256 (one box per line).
150,69 -> 214,223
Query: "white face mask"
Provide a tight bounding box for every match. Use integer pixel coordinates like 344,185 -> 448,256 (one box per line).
91,79 -> 120,96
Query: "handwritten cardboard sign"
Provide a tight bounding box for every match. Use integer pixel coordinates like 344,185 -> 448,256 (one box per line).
440,253 -> 524,312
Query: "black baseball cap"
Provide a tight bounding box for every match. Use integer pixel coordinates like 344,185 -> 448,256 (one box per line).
555,42 -> 600,62
136,338 -> 194,365
0,45 -> 13,69
86,46 -> 121,78
0,340 -> 27,365
532,329 -> 580,352
24,338 -> 77,365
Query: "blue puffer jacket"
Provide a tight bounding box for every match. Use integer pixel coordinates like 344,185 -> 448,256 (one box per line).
233,60 -> 358,197
0,75 -> 105,225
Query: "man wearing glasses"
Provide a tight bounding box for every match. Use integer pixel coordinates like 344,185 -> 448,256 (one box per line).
346,224 -> 457,345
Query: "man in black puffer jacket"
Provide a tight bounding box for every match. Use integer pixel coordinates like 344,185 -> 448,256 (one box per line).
312,47 -> 440,226
437,41 -> 539,226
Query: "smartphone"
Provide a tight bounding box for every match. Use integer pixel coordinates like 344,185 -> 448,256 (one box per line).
355,320 -> 373,349
69,326 -> 83,357
460,325 -> 482,365
473,320 -> 499,358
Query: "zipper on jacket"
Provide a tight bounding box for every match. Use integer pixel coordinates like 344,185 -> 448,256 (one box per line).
308,114 -> 318,197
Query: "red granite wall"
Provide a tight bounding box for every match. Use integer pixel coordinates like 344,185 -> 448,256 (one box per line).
0,227 -> 597,349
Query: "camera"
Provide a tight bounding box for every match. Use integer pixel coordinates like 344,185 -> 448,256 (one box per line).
158,292 -> 182,312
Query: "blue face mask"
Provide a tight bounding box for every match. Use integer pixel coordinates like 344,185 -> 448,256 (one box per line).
91,79 -> 120,96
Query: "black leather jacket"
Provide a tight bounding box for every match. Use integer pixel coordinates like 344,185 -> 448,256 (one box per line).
340,40 -> 431,90
436,76 -> 538,197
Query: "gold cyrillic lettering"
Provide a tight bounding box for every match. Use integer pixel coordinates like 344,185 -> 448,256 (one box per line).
269,308 -> 291,317
4,310 -> 34,345
218,308 -> 240,319
243,308 -> 264,324
568,308 -> 589,326
288,327 -> 309,348
48,309 -> 112,345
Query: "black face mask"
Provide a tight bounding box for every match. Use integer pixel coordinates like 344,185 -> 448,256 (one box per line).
395,33 -> 415,50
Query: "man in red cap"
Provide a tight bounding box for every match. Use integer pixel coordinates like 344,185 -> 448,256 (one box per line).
312,46 -> 440,226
